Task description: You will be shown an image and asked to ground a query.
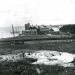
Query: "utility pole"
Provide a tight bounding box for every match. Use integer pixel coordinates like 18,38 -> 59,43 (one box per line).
12,24 -> 15,37
11,24 -> 15,46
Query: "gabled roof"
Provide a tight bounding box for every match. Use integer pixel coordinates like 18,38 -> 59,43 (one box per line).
52,27 -> 59,31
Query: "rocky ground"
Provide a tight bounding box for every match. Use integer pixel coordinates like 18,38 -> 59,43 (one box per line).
0,50 -> 75,75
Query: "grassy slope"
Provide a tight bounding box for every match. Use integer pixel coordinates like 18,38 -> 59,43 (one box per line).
0,40 -> 75,54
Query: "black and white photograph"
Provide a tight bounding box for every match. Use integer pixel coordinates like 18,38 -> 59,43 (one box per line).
0,0 -> 75,75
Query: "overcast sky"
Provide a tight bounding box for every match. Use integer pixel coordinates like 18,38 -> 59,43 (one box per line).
0,0 -> 75,27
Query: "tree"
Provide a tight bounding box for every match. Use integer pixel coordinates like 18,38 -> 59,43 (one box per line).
59,24 -> 75,34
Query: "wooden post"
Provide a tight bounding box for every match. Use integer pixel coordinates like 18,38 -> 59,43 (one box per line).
12,24 -> 15,37
11,24 -> 15,45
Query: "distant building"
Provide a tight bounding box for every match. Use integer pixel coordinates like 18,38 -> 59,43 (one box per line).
40,28 -> 49,34
49,27 -> 60,35
22,24 -> 62,35
22,29 -> 37,35
52,27 -> 59,32
49,28 -> 54,32
25,23 -> 30,30
38,26 -> 49,34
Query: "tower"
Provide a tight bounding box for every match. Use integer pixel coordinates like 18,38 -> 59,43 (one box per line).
25,23 -> 30,30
